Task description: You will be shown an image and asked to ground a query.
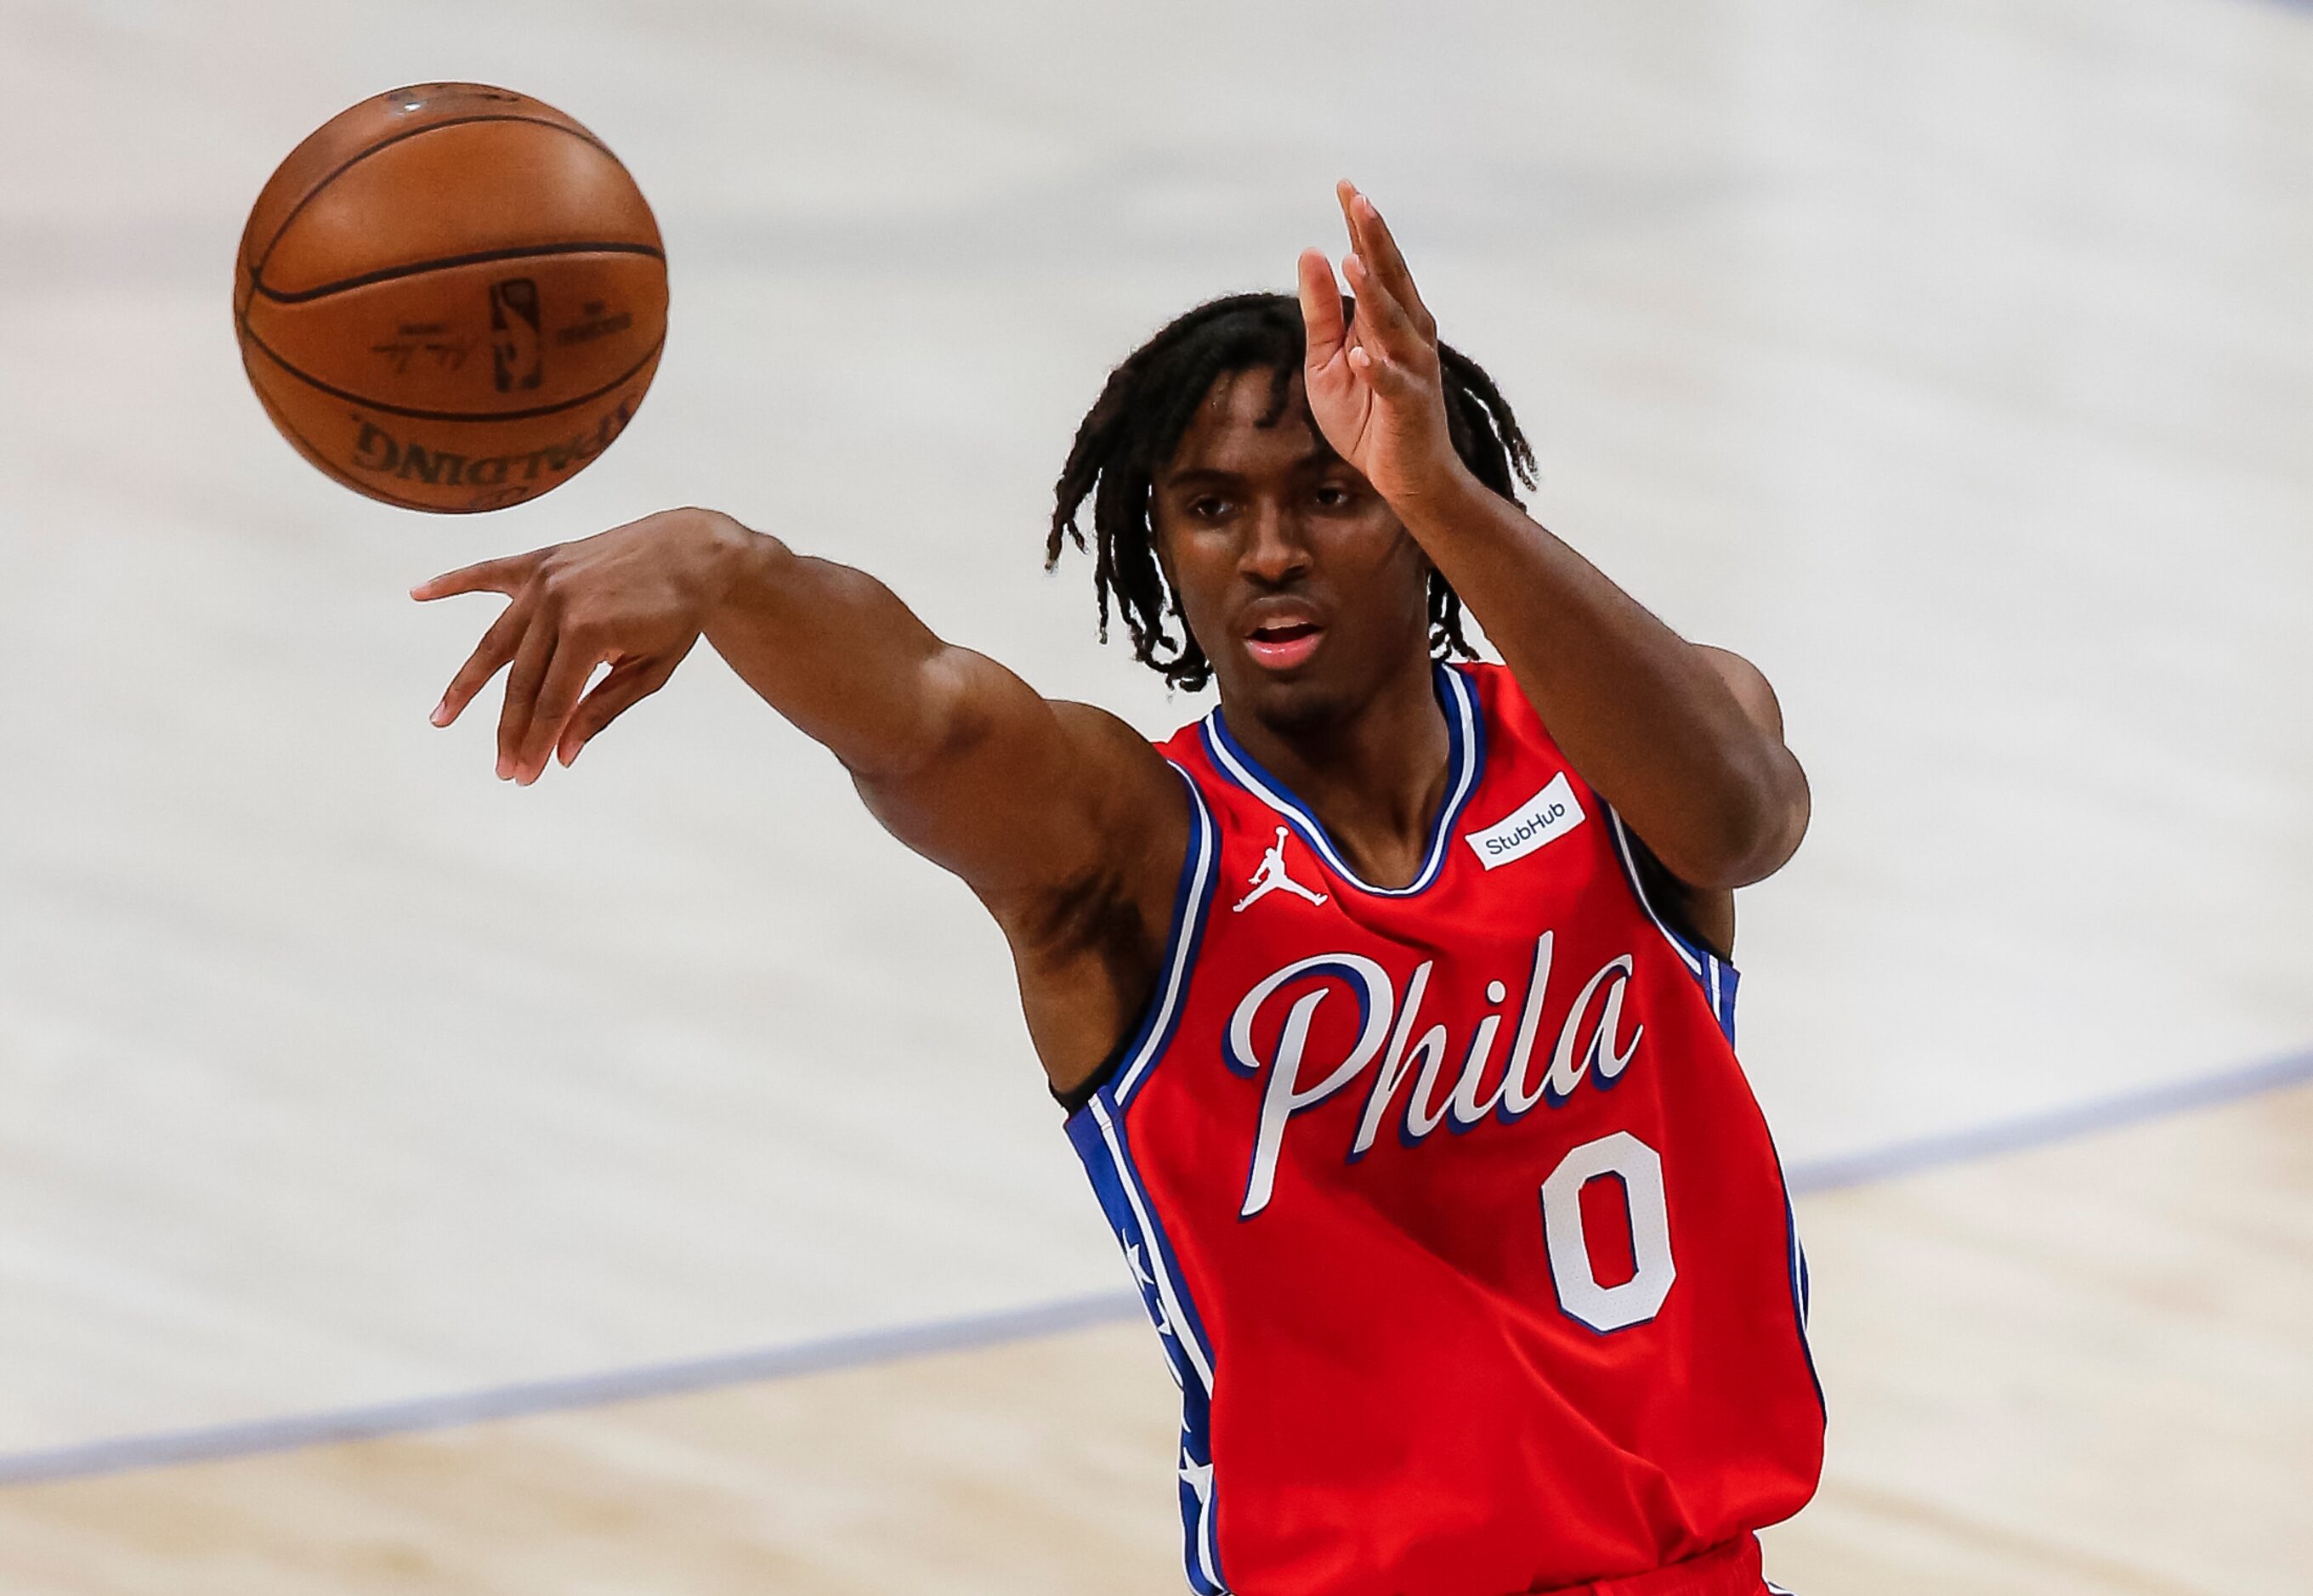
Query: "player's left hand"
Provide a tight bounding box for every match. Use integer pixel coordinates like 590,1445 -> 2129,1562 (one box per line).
1296,182 -> 1468,512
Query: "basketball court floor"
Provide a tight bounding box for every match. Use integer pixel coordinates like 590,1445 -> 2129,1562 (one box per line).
1,0 -> 2308,1590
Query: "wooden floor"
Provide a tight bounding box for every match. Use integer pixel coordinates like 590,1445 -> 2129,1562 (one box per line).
3,1083 -> 2307,1595
2,0 -> 2310,1588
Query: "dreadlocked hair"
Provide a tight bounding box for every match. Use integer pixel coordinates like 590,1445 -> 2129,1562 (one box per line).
1046,291 -> 1538,692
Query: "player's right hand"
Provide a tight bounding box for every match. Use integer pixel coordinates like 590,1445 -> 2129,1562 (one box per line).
412,507 -> 755,784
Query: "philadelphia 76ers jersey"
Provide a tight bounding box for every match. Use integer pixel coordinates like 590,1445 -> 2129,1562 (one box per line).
1063,662 -> 1824,1596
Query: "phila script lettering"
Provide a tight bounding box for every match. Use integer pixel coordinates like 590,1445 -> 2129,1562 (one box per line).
1222,934 -> 1641,1218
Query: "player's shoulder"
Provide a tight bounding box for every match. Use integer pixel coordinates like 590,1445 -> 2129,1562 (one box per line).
1455,658 -> 1565,762
1052,695 -> 1168,756
1146,697 -> 1220,767
1042,698 -> 1192,819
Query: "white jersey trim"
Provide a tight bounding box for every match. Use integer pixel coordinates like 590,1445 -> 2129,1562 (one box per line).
1114,769 -> 1221,1105
1200,664 -> 1484,898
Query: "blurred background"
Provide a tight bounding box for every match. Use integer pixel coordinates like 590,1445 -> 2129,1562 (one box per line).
0,0 -> 2307,1591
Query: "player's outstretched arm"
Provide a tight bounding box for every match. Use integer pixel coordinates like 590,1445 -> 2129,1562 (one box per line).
1295,183 -> 1808,897
415,510 -> 1190,1073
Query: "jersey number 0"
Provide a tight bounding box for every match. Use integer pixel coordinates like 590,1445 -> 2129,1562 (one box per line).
1539,1131 -> 1676,1333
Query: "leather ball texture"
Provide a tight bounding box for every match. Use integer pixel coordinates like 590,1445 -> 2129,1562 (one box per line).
236,83 -> 667,512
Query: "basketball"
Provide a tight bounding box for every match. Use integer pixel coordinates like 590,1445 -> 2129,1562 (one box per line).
235,83 -> 666,513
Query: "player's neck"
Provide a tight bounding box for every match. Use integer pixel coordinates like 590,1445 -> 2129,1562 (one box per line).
1221,656 -> 1454,890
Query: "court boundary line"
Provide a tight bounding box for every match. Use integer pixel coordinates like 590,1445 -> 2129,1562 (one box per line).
0,1291 -> 1141,1488
3,1044 -> 2307,1490
1784,1043 -> 2313,1193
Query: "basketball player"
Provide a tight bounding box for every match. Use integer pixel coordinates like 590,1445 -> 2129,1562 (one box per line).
417,183 -> 1823,1595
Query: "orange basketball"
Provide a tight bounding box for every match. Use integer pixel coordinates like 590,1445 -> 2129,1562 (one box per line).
235,83 -> 667,513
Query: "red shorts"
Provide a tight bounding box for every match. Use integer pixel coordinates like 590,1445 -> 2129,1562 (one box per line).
1556,1536 -> 1782,1596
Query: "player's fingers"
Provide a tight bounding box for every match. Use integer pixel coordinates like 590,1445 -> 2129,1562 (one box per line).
1295,247 -> 1348,368
411,550 -> 549,602
557,650 -> 686,767
515,630 -> 609,784
1348,342 -> 1421,399
432,592 -> 534,727
1339,183 -> 1437,342
1341,252 -> 1426,363
496,609 -> 558,781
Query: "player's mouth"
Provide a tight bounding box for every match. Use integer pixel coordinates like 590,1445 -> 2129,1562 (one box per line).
1243,606 -> 1326,671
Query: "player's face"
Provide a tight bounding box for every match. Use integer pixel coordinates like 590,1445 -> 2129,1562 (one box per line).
1154,368 -> 1435,732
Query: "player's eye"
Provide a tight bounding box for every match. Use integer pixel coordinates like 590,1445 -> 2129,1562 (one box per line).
1188,495 -> 1230,521
1312,482 -> 1355,509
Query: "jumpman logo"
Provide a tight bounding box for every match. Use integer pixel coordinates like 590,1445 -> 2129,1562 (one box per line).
1233,827 -> 1329,913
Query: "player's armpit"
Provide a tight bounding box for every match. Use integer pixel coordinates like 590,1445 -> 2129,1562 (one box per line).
846,658 -> 1193,1101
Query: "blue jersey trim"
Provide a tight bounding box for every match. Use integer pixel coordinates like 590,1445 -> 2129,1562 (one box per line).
1767,1142 -> 1827,1421
1200,663 -> 1485,898
1603,806 -> 1739,1045
1067,1095 -> 1229,1593
1105,767 -> 1220,1109
1058,767 -> 1227,1582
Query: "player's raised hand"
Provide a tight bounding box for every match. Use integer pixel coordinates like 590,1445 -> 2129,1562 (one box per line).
412,507 -> 749,784
1295,182 -> 1463,510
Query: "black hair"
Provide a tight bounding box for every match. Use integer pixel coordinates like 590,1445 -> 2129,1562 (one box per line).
1046,291 -> 1537,691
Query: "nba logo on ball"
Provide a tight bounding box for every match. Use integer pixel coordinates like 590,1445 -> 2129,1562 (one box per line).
489,279 -> 544,393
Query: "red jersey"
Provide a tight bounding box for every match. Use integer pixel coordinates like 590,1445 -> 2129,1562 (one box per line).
1063,663 -> 1823,1596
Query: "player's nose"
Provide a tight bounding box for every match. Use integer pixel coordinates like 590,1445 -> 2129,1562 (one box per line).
1239,497 -> 1312,586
